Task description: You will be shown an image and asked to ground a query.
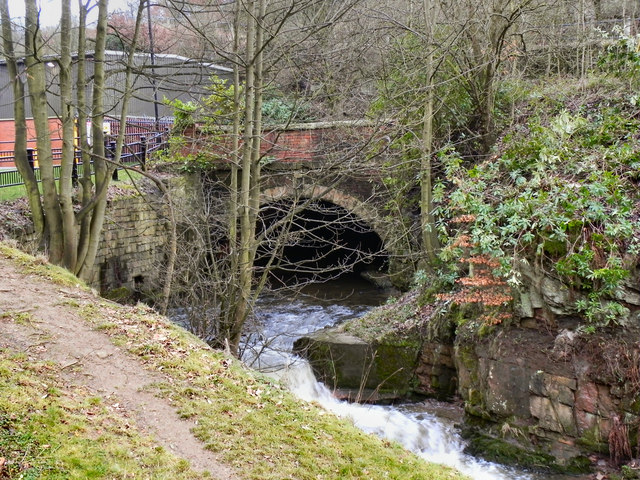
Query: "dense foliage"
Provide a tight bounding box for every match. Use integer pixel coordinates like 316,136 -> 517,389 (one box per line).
437,84 -> 640,328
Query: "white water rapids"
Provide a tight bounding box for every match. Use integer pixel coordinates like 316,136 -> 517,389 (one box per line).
280,361 -> 527,480
240,279 -> 554,480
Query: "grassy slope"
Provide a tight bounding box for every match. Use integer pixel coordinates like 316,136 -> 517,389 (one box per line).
0,244 -> 468,480
0,170 -> 146,202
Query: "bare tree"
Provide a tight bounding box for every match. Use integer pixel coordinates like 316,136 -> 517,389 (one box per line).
0,0 -> 149,282
0,0 -> 44,238
157,0 -> 378,356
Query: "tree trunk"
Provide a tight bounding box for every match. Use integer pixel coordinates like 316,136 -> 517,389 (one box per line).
420,0 -> 440,264
225,0 -> 242,340
25,0 -> 64,264
75,1 -> 92,269
76,0 -> 109,282
0,0 -> 44,238
59,0 -> 78,270
233,0 -> 260,355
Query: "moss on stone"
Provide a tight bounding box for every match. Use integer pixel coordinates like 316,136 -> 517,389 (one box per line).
464,404 -> 492,421
617,464 -> 640,479
477,323 -> 497,338
456,343 -> 480,386
372,343 -> 420,393
462,428 -> 587,474
577,426 -> 609,455
563,455 -> 592,475
627,397 -> 640,416
467,388 -> 484,407
103,286 -> 135,304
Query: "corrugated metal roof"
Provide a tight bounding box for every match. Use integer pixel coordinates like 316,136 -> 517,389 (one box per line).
0,51 -> 233,120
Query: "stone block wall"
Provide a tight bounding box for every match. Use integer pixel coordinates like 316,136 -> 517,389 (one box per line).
89,194 -> 169,295
414,341 -> 457,399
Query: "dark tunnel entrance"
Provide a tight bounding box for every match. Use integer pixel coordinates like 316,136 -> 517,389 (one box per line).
255,199 -> 388,283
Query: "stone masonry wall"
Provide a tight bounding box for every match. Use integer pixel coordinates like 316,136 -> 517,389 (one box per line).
454,328 -> 640,467
414,341 -> 457,399
89,193 -> 169,295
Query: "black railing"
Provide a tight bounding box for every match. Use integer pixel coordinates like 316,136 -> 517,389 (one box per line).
0,128 -> 169,189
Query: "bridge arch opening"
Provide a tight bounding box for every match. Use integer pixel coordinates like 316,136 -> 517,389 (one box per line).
256,198 -> 388,283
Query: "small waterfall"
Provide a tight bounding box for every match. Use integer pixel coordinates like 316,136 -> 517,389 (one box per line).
242,280 -> 540,480
276,358 -> 531,480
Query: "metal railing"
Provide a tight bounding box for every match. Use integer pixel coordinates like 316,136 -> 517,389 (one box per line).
0,128 -> 170,189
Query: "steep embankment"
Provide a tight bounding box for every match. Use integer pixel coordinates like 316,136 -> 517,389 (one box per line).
0,243 -> 468,480
297,75 -> 640,476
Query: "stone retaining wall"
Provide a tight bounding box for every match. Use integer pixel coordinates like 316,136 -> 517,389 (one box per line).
454,327 -> 640,469
414,342 -> 457,399
89,193 -> 169,296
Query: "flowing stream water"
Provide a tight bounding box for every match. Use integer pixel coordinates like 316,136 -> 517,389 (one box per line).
242,276 -> 586,480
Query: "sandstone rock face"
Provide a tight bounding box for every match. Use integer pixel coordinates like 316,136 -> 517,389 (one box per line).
454,327 -> 640,468
414,341 -> 457,399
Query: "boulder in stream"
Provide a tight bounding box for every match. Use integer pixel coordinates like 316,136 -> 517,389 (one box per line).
292,327 -> 420,403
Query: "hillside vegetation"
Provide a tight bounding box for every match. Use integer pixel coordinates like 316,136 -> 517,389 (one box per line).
328,51 -> 640,477
435,72 -> 640,332
348,69 -> 640,344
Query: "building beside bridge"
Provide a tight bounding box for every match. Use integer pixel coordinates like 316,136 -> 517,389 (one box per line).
0,51 -> 232,159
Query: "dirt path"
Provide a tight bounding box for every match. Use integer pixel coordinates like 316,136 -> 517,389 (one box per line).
0,258 -> 239,479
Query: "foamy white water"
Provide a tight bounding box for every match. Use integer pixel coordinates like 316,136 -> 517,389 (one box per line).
278,360 -> 531,480
240,281 -> 535,480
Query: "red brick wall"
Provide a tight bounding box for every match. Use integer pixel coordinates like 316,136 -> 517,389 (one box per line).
0,118 -> 64,167
0,118 -> 64,152
181,125 -> 369,164
262,130 -> 328,162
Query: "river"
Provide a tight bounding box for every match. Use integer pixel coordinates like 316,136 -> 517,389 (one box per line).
242,275 -> 588,480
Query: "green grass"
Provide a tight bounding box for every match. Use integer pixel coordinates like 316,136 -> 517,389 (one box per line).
0,349 -> 206,479
0,244 -> 470,480
0,309 -> 38,326
0,244 -> 87,289
0,169 -> 146,202
87,303 -> 467,480
0,184 -> 28,202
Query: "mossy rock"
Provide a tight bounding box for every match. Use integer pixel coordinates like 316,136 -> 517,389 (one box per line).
563,455 -> 592,475
624,396 -> 640,416
463,400 -> 493,421
577,426 -> 609,455
102,286 -> 135,304
461,426 -> 592,474
616,464 -> 640,479
462,428 -> 580,473
292,328 -> 420,398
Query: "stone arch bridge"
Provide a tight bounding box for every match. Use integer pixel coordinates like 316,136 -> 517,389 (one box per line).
200,120 -> 417,286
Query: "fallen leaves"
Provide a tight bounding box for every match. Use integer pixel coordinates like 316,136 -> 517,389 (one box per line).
246,387 -> 263,398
